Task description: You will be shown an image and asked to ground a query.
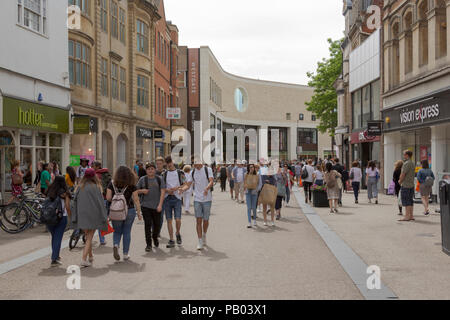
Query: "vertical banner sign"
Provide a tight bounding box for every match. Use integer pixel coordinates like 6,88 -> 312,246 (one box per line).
188,48 -> 200,108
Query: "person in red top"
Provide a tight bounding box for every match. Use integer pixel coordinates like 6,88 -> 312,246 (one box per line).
283,163 -> 295,207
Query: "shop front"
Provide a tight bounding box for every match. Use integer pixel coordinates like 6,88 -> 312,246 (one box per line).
70,115 -> 98,167
0,96 -> 70,201
350,129 -> 381,188
136,126 -> 153,163
382,89 -> 450,196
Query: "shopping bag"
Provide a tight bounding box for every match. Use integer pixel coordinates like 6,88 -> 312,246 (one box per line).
387,180 -> 395,195
101,222 -> 114,237
415,181 -> 420,192
244,174 -> 258,190
258,184 -> 277,206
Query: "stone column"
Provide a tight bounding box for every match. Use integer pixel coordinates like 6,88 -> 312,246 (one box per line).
431,125 -> 448,195
428,8 -> 437,70
412,23 -> 420,76
399,33 -> 406,82
289,125 -> 297,161
258,125 -> 268,161
383,131 -> 402,189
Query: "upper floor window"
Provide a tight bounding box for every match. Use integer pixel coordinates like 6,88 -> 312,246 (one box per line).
137,75 -> 149,107
110,1 -> 118,39
69,40 -> 91,88
120,67 -> 126,102
119,8 -> 126,44
100,58 -> 108,96
68,0 -> 89,16
18,0 -> 47,35
111,62 -> 118,100
352,80 -> 380,129
311,115 -> 316,121
286,113 -> 291,120
100,0 -> 108,32
136,20 -> 148,54
299,113 -> 304,121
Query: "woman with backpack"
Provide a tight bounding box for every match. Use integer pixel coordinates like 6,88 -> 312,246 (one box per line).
71,168 -> 108,267
45,176 -> 71,267
324,162 -> 342,213
106,166 -> 142,261
365,161 -> 380,204
417,160 -> 435,216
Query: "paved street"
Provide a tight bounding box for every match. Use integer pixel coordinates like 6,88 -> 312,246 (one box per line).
0,188 -> 363,300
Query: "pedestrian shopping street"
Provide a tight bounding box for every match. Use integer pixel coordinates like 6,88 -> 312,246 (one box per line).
0,186 -> 448,300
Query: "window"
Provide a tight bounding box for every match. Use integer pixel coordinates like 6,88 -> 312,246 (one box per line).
371,80 -> 380,121
297,128 -> 318,144
362,86 -> 371,127
111,62 -> 118,100
157,32 -> 161,59
136,20 -> 148,54
100,0 -> 108,32
18,0 -> 47,35
68,0 -> 90,16
352,80 -> 380,128
69,40 -> 91,88
311,115 -> 316,121
110,1 -> 118,39
299,113 -> 304,121
352,90 -> 362,129
418,0 -> 428,66
120,67 -> 126,102
119,7 -> 126,44
286,113 -> 291,120
137,75 -> 149,107
101,58 -> 108,96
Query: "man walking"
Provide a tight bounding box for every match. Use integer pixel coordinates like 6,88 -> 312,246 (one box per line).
302,159 -> 315,203
137,163 -> 166,251
232,160 -> 247,203
190,158 -> 214,250
155,156 -> 166,236
227,162 -> 235,200
163,156 -> 188,248
398,150 -> 416,222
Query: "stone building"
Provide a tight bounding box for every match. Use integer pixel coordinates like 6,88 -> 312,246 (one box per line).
69,0 -> 177,172
381,0 -> 450,199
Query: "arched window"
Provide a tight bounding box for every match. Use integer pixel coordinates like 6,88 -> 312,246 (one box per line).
436,0 -> 447,59
391,21 -> 400,87
102,131 -> 113,170
403,10 -> 413,74
116,133 -> 128,168
418,0 -> 428,66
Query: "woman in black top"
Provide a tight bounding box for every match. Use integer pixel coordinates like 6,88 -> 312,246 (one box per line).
106,166 -> 142,261
393,160 -> 403,215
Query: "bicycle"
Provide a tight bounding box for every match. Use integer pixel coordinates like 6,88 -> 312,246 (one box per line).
69,228 -> 86,250
0,191 -> 45,234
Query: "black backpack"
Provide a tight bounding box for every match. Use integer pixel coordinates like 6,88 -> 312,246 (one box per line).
301,166 -> 309,180
40,197 -> 63,226
192,167 -> 214,192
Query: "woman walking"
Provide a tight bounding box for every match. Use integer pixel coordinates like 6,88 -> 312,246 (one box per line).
349,161 -> 362,204
275,166 -> 288,221
71,168 -> 108,267
393,160 -> 403,215
244,164 -> 259,228
46,176 -> 71,267
8,160 -> 23,204
324,162 -> 342,213
283,164 -> 294,207
312,165 -> 324,186
106,166 -> 142,261
366,161 -> 380,204
183,165 -> 193,214
220,164 -> 227,192
417,160 -> 435,216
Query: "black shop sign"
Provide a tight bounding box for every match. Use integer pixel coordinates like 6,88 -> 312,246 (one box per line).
382,90 -> 450,132
367,121 -> 382,137
136,126 -> 153,139
154,130 -> 164,139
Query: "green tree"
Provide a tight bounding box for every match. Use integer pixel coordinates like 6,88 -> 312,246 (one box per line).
305,38 -> 343,136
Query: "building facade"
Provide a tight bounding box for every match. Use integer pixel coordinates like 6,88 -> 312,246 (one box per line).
381,0 -> 450,198
335,0 -> 384,188
177,46 -> 332,164
0,0 -> 71,201
68,0 -> 177,173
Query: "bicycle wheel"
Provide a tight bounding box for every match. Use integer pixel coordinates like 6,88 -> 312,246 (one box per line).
69,230 -> 81,250
0,203 -> 30,234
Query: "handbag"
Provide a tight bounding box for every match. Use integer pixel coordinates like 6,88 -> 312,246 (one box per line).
100,222 -> 115,237
277,182 -> 286,197
337,177 -> 343,190
387,180 -> 396,195
258,183 -> 277,206
244,174 -> 258,190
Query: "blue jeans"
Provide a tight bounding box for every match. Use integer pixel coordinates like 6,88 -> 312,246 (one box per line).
47,216 -> 67,261
352,182 -> 360,201
164,196 -> 182,220
112,208 -> 136,255
285,186 -> 290,204
246,192 -> 258,223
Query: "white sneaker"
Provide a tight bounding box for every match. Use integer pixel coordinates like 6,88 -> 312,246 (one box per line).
257,208 -> 262,213
80,260 -> 91,268
271,222 -> 275,227
202,234 -> 207,246
197,239 -> 204,250
123,255 -> 130,261
252,220 -> 257,227
247,223 -> 252,228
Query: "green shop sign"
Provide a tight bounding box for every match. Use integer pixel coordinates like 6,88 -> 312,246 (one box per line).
3,96 -> 69,133
73,115 -> 90,134
70,155 -> 81,167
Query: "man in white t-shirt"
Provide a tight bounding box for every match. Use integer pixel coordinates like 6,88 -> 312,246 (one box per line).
190,158 -> 214,250
302,159 -> 315,203
162,156 -> 188,248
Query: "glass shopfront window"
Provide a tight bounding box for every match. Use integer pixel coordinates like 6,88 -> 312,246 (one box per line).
136,138 -> 152,163
352,90 -> 362,129
352,79 -> 381,130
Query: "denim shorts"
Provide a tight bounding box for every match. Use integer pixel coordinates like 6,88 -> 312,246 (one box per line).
164,196 -> 182,220
194,201 -> 212,221
401,187 -> 414,207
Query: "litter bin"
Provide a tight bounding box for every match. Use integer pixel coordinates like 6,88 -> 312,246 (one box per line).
438,180 -> 450,256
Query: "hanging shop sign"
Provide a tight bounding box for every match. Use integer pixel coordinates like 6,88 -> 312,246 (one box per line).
188,48 -> 200,108
167,108 -> 181,120
73,115 -> 90,134
350,129 -> 380,144
2,96 -> 69,133
382,89 -> 450,132
367,121 -> 383,137
136,126 -> 153,139
154,130 -> 164,139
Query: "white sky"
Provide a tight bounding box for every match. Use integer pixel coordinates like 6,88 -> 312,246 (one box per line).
164,0 -> 344,85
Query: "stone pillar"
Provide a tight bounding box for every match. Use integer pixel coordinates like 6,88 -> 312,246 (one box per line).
428,10 -> 437,70
258,125 -> 268,161
289,125 -> 297,161
412,23 -> 420,76
431,125 -> 448,195
399,33 -> 406,82
383,131 -> 402,189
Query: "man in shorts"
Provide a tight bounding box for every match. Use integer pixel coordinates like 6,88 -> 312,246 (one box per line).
190,158 -> 214,250
398,150 -> 416,222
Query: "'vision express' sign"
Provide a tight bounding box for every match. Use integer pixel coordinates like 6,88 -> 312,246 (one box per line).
382,90 -> 450,132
